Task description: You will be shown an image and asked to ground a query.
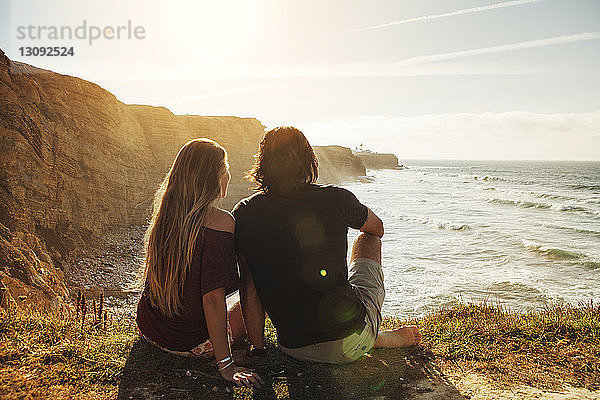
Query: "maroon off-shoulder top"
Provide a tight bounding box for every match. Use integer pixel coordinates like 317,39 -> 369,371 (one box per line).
136,227 -> 239,351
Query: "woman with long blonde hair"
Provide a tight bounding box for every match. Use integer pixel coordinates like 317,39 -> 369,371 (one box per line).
136,138 -> 263,388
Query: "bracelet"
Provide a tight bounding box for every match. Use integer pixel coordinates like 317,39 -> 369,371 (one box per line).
217,360 -> 235,372
216,355 -> 233,365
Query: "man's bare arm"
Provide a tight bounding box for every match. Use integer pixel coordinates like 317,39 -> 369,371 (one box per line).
360,208 -> 384,238
238,254 -> 265,349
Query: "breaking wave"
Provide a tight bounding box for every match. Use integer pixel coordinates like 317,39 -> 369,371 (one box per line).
488,198 -> 594,215
581,261 -> 600,270
571,184 -> 600,193
521,240 -> 585,260
488,198 -> 552,209
463,175 -> 505,182
384,210 -> 471,231
550,204 -> 589,213
402,215 -> 470,231
532,192 -> 580,202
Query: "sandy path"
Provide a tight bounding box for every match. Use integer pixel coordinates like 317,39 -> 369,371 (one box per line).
452,373 -> 600,400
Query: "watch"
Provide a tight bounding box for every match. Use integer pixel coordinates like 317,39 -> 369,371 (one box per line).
246,344 -> 267,357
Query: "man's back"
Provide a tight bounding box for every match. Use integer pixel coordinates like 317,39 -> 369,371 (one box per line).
233,184 -> 368,348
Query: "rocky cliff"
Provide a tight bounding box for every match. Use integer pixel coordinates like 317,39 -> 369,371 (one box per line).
353,150 -> 399,169
0,50 -> 367,308
0,50 -> 266,308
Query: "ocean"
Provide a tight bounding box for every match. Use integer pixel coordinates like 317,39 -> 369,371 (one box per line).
341,160 -> 600,318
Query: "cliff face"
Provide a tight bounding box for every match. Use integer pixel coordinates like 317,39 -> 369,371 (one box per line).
314,146 -> 366,183
0,50 -> 265,308
127,105 -> 265,209
0,50 -> 369,308
353,150 -> 399,169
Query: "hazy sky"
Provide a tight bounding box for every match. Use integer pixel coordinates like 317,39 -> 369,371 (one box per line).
1,0 -> 599,160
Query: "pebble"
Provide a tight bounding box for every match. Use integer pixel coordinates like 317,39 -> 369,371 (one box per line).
185,370 -> 191,377
297,372 -> 303,377
212,386 -> 218,392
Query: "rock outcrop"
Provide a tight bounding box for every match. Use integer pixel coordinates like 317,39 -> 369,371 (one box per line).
314,146 -> 366,184
353,150 -> 399,169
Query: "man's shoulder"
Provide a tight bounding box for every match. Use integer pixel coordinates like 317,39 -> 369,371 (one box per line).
232,191 -> 266,214
306,184 -> 352,198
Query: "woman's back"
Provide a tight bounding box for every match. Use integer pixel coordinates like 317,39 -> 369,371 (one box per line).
136,210 -> 239,351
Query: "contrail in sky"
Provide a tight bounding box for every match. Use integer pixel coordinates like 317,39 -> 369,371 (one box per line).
350,0 -> 550,32
161,32 -> 599,82
396,32 -> 600,65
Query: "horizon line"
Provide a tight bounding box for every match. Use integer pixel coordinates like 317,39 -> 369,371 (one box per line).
392,157 -> 600,162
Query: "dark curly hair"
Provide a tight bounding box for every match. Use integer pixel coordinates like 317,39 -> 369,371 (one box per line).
249,126 -> 318,194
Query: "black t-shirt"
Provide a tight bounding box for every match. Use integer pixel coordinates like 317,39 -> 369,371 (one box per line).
232,184 -> 369,348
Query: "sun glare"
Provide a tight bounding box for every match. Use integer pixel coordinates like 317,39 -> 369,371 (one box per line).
157,0 -> 260,61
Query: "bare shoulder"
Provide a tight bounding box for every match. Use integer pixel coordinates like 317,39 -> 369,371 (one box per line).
205,207 -> 235,233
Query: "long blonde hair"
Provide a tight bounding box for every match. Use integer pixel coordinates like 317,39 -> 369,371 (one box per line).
144,138 -> 228,317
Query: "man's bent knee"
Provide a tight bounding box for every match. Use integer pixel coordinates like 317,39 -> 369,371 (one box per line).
351,233 -> 382,264
355,232 -> 381,247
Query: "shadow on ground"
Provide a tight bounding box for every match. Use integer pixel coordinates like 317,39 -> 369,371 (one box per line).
117,338 -> 465,399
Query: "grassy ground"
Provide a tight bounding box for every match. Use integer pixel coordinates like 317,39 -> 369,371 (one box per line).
411,301 -> 600,391
0,306 -> 136,399
1,302 -> 599,399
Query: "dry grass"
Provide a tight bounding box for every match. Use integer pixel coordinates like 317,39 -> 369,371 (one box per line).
1,301 -> 599,399
0,305 -> 136,399
393,300 -> 600,390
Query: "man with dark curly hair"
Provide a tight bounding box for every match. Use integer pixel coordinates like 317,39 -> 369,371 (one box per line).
233,127 -> 421,364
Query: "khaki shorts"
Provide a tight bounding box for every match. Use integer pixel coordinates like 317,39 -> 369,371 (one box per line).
279,257 -> 385,364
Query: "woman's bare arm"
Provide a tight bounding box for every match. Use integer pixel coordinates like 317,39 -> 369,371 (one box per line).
203,287 -> 263,388
202,288 -> 231,361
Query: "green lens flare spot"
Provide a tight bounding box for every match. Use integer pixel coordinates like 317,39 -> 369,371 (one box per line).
320,269 -> 327,277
